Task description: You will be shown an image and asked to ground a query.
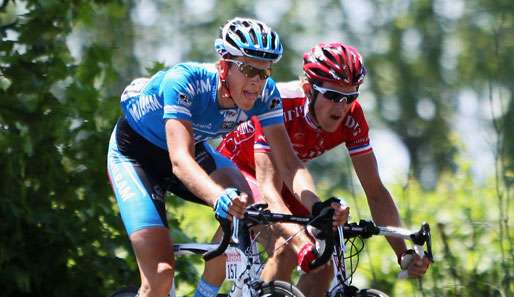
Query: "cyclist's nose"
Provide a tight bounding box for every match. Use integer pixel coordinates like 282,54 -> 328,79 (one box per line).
247,73 -> 262,83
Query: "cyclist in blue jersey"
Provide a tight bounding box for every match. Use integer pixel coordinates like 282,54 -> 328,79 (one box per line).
107,17 -> 349,297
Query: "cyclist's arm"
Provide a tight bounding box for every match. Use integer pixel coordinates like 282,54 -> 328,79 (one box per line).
262,123 -> 319,211
350,151 -> 408,258
255,151 -> 285,210
165,119 -> 224,206
255,150 -> 310,252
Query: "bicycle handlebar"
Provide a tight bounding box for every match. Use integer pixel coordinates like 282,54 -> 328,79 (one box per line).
203,214 -> 232,261
202,204 -> 433,270
307,206 -> 336,270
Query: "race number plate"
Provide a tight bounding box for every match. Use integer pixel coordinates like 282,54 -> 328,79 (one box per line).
225,247 -> 246,281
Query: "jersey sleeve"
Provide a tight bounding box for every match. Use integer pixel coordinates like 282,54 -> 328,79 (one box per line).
161,65 -> 195,122
255,79 -> 284,128
345,102 -> 373,156
252,116 -> 271,154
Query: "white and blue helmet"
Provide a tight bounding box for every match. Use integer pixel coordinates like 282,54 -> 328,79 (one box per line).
215,17 -> 283,63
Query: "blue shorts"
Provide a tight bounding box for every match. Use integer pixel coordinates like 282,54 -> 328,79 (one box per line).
107,117 -> 236,235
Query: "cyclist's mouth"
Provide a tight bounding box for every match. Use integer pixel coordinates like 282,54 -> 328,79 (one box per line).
243,90 -> 258,100
330,115 -> 342,121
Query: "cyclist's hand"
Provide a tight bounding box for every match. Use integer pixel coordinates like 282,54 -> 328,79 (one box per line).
331,202 -> 349,229
406,254 -> 431,278
214,188 -> 248,219
229,191 -> 248,219
312,197 -> 349,230
400,250 -> 431,278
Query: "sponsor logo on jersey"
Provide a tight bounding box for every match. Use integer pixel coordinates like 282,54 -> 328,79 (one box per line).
222,122 -> 237,130
236,120 -> 255,135
128,94 -> 163,121
344,115 -> 362,136
221,109 -> 239,130
269,97 -> 282,110
193,122 -> 213,130
285,105 -> 304,122
184,79 -> 213,97
178,93 -> 192,106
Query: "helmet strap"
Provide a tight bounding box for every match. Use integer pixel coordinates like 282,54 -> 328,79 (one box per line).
216,60 -> 237,108
303,81 -> 320,127
219,60 -> 230,81
307,91 -> 320,127
219,80 -> 236,107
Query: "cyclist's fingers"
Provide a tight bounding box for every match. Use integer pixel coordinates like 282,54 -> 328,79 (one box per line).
408,266 -> 428,278
228,207 -> 244,219
412,254 -> 431,267
229,197 -> 246,218
331,204 -> 349,227
232,196 -> 247,209
238,192 -> 249,205
331,202 -> 349,215
407,256 -> 430,277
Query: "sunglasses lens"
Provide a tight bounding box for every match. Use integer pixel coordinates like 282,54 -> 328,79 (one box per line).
259,68 -> 271,80
239,64 -> 270,80
315,87 -> 359,104
323,91 -> 345,102
240,64 -> 257,77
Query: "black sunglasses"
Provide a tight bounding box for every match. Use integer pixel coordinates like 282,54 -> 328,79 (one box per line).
312,84 -> 359,104
224,59 -> 272,80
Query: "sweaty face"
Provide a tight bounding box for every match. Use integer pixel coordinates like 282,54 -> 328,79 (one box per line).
225,57 -> 272,110
313,81 -> 358,132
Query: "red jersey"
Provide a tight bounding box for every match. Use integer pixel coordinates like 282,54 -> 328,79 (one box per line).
217,81 -> 372,174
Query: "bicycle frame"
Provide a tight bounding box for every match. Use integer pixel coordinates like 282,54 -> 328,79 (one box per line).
327,220 -> 433,296
167,205 -> 433,297
170,221 -> 266,297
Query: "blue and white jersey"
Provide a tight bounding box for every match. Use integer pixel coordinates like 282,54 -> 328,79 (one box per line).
120,62 -> 284,150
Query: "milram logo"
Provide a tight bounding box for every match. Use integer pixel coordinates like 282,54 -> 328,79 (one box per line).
110,163 -> 136,202
128,94 -> 163,121
184,79 -> 212,97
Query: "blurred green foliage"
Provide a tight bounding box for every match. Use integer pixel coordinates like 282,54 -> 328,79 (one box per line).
0,0 -> 512,296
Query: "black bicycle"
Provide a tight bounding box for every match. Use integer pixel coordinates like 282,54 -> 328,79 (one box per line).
220,203 -> 434,297
110,202 -> 433,297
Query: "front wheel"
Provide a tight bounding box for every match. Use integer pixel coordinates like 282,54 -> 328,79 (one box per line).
258,280 -> 305,297
355,288 -> 390,297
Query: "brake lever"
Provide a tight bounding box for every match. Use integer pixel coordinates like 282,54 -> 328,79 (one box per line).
231,217 -> 239,244
398,244 -> 425,279
399,222 -> 432,279
337,225 -> 346,253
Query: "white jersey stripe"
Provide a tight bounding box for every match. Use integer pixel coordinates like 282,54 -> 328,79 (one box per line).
164,105 -> 192,117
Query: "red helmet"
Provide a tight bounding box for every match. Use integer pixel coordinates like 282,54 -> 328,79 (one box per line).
303,42 -> 367,86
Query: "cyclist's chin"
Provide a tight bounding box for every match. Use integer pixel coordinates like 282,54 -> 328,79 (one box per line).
319,117 -> 343,132
235,94 -> 258,110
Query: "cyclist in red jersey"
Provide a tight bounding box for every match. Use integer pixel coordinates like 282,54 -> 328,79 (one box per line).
217,42 -> 431,296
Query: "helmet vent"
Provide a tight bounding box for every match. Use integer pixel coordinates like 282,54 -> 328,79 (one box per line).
262,33 -> 268,48
215,17 -> 283,63
235,30 -> 246,44
249,29 -> 258,45
244,49 -> 280,60
226,36 -> 239,49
